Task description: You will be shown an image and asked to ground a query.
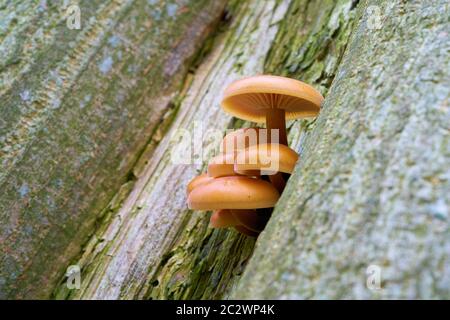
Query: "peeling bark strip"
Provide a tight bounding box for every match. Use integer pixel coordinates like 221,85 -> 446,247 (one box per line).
234,0 -> 450,299
0,0 -> 227,299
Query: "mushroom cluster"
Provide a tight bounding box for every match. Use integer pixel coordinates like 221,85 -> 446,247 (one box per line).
187,75 -> 323,236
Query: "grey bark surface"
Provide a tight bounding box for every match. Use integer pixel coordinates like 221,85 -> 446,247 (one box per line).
233,0 -> 450,299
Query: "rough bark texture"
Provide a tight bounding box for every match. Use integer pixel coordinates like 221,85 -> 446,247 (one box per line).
233,0 -> 450,299
0,0 -> 227,299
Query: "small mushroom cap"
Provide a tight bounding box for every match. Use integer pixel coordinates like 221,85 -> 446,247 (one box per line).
208,153 -> 260,178
209,209 -> 240,228
186,173 -> 213,195
188,176 -> 279,210
221,75 -> 324,123
234,143 -> 299,174
207,153 -> 236,178
221,127 -> 262,155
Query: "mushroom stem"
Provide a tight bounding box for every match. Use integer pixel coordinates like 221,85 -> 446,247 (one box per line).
265,108 -> 287,193
266,108 -> 287,146
267,173 -> 286,193
231,209 -> 270,232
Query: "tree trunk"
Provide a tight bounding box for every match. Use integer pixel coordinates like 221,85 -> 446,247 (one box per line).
1,0 -> 449,300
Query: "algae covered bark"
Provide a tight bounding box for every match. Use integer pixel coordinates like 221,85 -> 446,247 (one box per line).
0,0 -> 227,299
233,0 -> 450,299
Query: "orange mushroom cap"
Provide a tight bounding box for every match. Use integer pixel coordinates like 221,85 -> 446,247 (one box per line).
221,75 -> 323,123
220,127 -> 263,155
186,173 -> 213,195
187,176 -> 279,210
234,143 -> 299,175
208,152 -> 260,178
209,209 -> 241,228
209,128 -> 263,177
207,153 -> 236,178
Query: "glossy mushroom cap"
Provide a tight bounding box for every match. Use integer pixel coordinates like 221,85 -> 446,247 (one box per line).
210,210 -> 240,228
220,127 -> 262,155
234,225 -> 259,237
208,128 -> 263,177
207,153 -> 236,178
221,75 -> 324,123
234,143 -> 299,175
188,176 -> 279,210
187,173 -> 213,195
208,153 -> 260,178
